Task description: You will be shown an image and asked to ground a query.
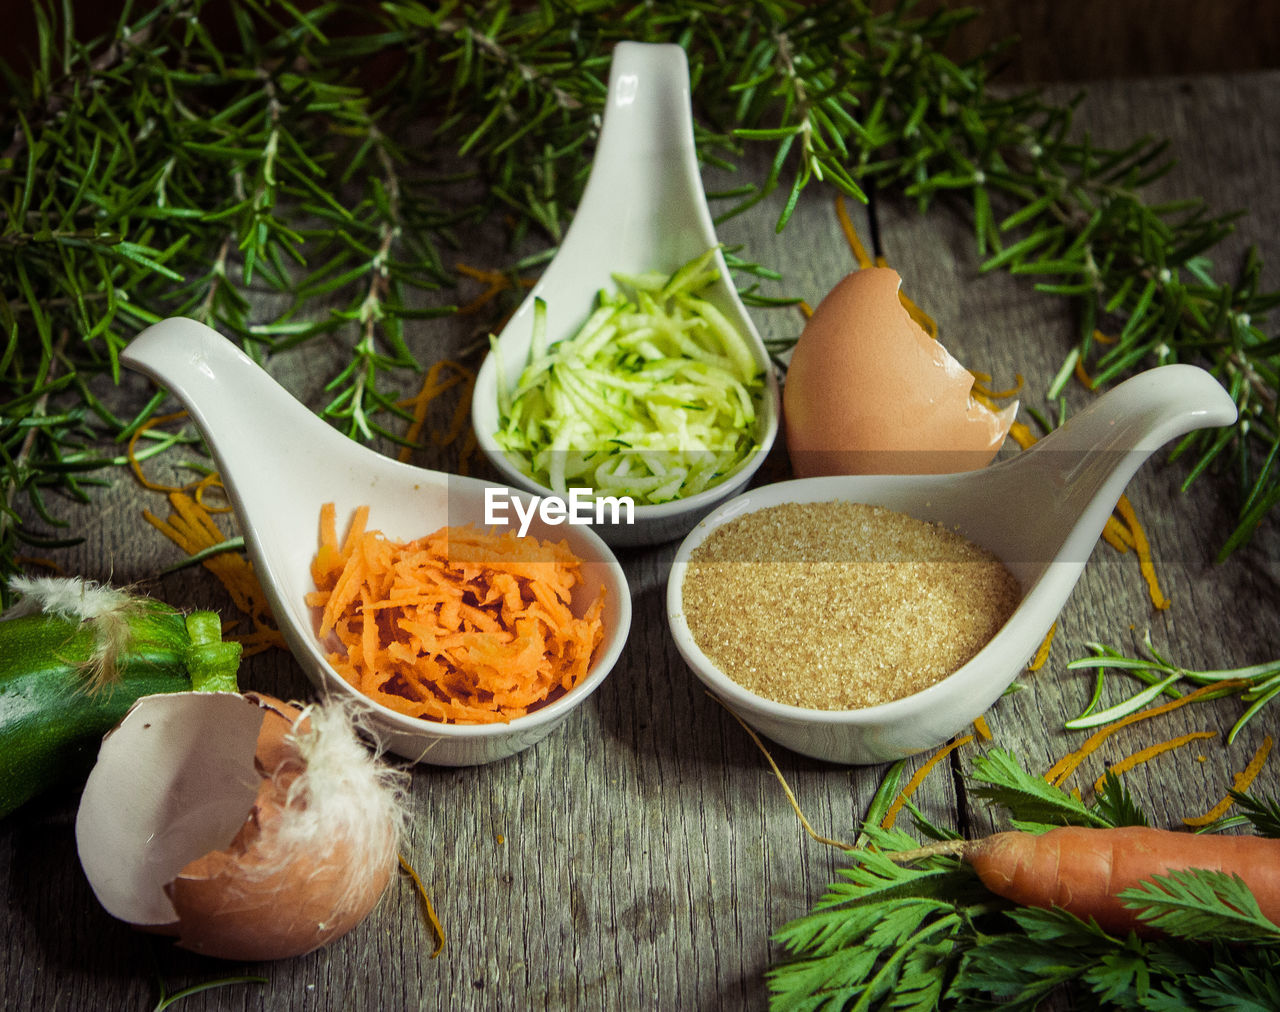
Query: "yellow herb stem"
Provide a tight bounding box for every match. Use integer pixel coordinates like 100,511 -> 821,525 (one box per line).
972,374 -> 1024,400
1007,420 -> 1039,450
396,359 -> 477,465
1092,730 -> 1217,794
881,735 -> 974,830
1074,357 -> 1096,391
1044,679 -> 1248,787
398,852 -> 446,958
835,195 -> 874,270
1102,515 -> 1134,553
1028,622 -> 1056,672
1183,734 -> 1274,827
900,295 -> 938,339
713,694 -> 854,851
1115,494 -> 1171,610
436,366 -> 476,447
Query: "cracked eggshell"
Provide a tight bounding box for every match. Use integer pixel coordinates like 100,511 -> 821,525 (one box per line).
75,691 -> 397,961
783,267 -> 1016,477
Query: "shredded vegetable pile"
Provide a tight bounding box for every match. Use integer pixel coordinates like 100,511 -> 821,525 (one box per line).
307,504 -> 606,724
493,248 -> 765,505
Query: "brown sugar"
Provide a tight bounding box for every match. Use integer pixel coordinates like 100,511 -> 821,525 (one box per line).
680,501 -> 1021,710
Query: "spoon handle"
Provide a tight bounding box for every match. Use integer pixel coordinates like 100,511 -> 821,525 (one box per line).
584,41 -> 713,243
987,364 -> 1237,567
523,43 -> 720,344
119,317 -> 350,542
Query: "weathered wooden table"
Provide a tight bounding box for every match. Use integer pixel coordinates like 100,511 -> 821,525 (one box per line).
3,70 -> 1278,1011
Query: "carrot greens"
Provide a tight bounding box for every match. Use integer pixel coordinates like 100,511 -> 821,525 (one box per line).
767,749 -> 1280,1011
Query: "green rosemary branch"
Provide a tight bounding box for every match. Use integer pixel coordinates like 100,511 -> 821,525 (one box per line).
1066,633 -> 1280,744
2,0 -> 1277,604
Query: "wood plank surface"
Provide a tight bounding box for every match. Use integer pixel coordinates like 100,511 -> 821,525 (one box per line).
3,70 -> 1279,1011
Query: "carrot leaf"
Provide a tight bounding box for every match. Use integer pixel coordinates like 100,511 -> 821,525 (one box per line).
1092,769 -> 1153,829
1119,868 -> 1280,945
967,747 -> 1114,829
773,748 -> 1280,1009
1228,789 -> 1280,840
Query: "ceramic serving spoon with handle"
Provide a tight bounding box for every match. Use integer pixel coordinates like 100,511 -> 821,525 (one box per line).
471,41 -> 782,548
121,318 -> 632,767
668,363 -> 1238,764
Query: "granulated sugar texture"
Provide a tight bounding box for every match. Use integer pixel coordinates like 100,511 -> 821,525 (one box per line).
681,501 -> 1021,710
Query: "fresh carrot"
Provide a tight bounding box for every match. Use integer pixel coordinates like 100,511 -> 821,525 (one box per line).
306,505 -> 606,725
966,825 -> 1280,935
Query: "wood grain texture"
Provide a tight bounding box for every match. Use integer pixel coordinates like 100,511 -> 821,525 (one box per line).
3,72 -> 1279,1012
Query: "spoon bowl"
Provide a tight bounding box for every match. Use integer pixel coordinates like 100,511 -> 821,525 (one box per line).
472,41 -> 781,548
121,317 -> 632,766
667,364 -> 1237,764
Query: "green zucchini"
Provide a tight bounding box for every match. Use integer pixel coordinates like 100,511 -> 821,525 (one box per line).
0,593 -> 241,819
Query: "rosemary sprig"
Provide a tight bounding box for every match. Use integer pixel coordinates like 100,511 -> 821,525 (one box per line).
3,0 -> 1278,605
1066,632 -> 1280,743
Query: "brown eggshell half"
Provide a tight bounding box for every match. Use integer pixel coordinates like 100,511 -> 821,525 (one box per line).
783,267 -> 1016,476
165,774 -> 393,961
76,691 -> 396,961
76,692 -> 268,930
165,695 -> 393,961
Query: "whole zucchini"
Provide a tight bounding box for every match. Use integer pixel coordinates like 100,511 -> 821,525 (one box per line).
0,579 -> 241,818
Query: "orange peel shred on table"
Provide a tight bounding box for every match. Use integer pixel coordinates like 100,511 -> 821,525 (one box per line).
1183,734 -> 1274,827
1092,730 -> 1218,795
881,734 -> 974,830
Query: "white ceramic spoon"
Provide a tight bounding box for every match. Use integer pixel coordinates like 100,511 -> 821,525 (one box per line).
120,317 -> 632,767
667,363 -> 1238,764
471,41 -> 782,548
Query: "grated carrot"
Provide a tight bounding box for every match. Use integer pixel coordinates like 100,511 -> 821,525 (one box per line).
144,490 -> 286,657
398,852 -> 445,958
308,505 -> 606,725
1092,730 -> 1217,794
1114,494 -> 1170,610
834,195 -> 874,269
881,734 -> 974,830
1044,679 -> 1248,788
973,715 -> 993,741
1183,734 -> 1274,827
128,411 -> 196,492
1073,356 -> 1096,391
1028,622 -> 1056,672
